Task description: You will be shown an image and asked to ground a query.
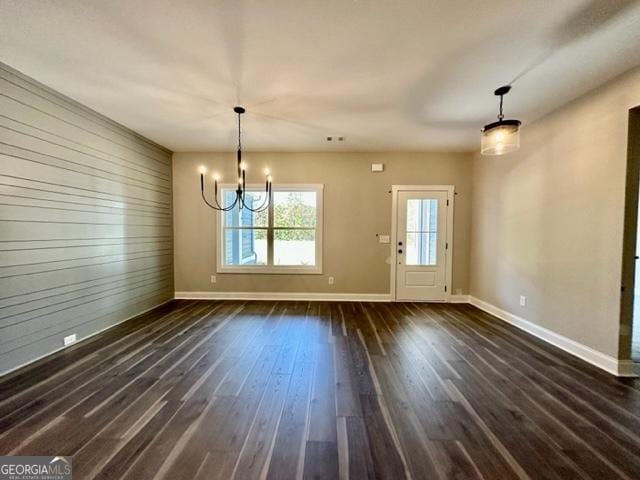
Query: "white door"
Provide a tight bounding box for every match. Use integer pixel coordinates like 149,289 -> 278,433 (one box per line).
395,190 -> 450,301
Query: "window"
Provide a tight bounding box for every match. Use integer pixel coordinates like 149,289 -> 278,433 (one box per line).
217,184 -> 323,274
405,198 -> 437,266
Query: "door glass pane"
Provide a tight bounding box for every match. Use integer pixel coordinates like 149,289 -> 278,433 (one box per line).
406,232 -> 437,266
274,191 -> 317,228
405,198 -> 437,266
406,199 -> 437,232
274,229 -> 315,266
223,228 -> 267,265
223,189 -> 268,227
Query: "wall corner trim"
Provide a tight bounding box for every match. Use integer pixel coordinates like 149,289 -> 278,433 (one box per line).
175,291 -> 392,302
468,296 -> 637,378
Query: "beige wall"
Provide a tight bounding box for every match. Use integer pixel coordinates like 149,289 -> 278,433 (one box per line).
470,66 -> 640,359
173,152 -> 472,295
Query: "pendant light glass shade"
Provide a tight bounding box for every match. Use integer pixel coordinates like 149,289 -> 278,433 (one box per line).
480,85 -> 521,156
480,119 -> 521,156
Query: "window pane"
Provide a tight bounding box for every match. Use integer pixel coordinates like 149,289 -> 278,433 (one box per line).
274,191 -> 317,228
223,228 -> 267,265
406,198 -> 437,232
222,190 -> 268,227
274,229 -> 316,266
406,232 -> 437,266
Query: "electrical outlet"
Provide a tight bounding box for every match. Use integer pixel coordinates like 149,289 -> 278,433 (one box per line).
63,334 -> 77,346
328,276 -> 335,285
210,275 -> 217,284
519,295 -> 526,307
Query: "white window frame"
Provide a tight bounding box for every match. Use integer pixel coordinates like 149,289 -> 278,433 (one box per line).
216,183 -> 324,274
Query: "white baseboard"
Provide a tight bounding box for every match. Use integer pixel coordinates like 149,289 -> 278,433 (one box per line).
468,296 -> 637,378
450,294 -> 470,303
175,291 -> 391,302
176,291 -> 473,303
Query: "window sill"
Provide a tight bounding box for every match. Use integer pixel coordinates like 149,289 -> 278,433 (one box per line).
217,265 -> 323,275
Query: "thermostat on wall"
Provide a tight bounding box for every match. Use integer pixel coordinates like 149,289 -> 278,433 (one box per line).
371,163 -> 384,172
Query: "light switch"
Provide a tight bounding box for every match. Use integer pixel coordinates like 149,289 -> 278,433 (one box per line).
378,235 -> 390,244
371,163 -> 384,172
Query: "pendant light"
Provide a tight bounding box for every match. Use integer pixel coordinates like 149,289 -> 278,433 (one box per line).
198,106 -> 272,212
481,85 -> 521,156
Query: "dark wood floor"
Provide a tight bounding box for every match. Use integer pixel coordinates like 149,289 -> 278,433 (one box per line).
1,300 -> 640,479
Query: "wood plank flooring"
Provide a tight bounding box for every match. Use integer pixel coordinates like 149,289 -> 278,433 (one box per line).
1,300 -> 640,479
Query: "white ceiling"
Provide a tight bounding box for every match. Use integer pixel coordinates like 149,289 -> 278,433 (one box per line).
1,0 -> 640,152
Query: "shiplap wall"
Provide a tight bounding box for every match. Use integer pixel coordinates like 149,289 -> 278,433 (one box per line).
0,62 -> 174,375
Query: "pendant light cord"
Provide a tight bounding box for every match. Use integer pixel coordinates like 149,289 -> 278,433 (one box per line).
498,94 -> 504,121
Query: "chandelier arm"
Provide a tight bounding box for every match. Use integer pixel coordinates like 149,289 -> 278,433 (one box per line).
201,189 -> 239,211
241,186 -> 272,212
201,190 -> 224,211
238,180 -> 271,212
239,191 -> 271,212
215,190 -> 241,211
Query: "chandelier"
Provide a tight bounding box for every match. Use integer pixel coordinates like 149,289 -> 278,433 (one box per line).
481,85 -> 521,156
199,106 -> 272,211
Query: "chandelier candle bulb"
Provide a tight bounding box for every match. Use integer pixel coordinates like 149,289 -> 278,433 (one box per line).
198,166 -> 207,192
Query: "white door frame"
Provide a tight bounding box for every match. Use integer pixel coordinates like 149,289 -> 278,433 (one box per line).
390,185 -> 455,302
